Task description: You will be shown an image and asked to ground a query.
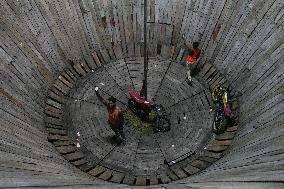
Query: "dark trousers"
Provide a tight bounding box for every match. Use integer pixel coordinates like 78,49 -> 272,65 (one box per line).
186,62 -> 197,81
111,126 -> 125,140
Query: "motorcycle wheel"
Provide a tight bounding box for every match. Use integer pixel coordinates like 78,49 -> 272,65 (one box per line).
154,117 -> 170,133
213,115 -> 227,135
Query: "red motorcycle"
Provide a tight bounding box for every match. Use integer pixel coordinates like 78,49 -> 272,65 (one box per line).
128,80 -> 154,119
127,81 -> 170,132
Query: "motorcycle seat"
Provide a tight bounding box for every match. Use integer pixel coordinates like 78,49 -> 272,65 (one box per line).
129,90 -> 154,108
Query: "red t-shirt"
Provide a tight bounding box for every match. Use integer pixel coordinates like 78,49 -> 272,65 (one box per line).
107,104 -> 124,128
97,93 -> 124,128
186,48 -> 201,63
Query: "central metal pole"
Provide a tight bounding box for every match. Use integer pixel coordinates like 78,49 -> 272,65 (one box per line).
143,0 -> 148,100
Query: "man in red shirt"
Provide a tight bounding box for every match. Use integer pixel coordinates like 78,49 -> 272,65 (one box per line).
186,42 -> 201,85
95,87 -> 125,142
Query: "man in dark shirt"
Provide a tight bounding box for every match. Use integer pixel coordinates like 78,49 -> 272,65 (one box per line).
95,87 -> 125,142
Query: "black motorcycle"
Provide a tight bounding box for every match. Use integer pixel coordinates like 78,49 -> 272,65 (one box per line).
212,100 -> 228,135
211,85 -> 233,135
151,105 -> 171,133
128,90 -> 171,133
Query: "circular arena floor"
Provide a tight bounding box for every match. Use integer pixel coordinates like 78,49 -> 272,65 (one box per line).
65,57 -> 213,176
45,57 -> 239,185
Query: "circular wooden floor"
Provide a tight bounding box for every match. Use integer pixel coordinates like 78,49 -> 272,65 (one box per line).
45,57 -> 239,185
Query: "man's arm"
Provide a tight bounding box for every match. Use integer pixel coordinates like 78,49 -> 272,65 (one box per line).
95,87 -> 108,106
182,34 -> 191,48
196,50 -> 201,59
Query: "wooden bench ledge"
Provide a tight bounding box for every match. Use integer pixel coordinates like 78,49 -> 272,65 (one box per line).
99,169 -> 113,181
191,159 -> 212,170
71,158 -> 88,166
48,134 -> 69,142
88,165 -> 106,177
215,132 -> 235,141
110,171 -> 125,183
182,165 -> 200,175
135,176 -> 147,186
206,144 -> 228,153
64,151 -> 85,161
55,145 -> 77,154
172,168 -> 188,179
47,128 -> 67,135
122,174 -> 135,185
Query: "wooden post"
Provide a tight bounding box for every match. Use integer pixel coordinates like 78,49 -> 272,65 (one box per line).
143,0 -> 148,100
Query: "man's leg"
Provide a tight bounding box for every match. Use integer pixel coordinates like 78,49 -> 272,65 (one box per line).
114,127 -> 125,145
111,127 -> 119,138
112,127 -> 125,140
191,62 -> 198,76
186,62 -> 192,82
118,127 -> 125,140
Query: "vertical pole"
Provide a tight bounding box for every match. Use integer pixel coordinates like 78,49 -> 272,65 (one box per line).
143,0 -> 148,100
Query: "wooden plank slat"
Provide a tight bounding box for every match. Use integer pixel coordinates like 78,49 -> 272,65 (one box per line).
47,134 -> 69,142
110,171 -> 125,183
157,174 -> 171,184
55,145 -> 77,154
148,175 -> 158,185
47,128 -> 67,136
98,170 -> 112,181
172,168 -> 188,179
64,151 -> 85,161
122,174 -> 135,185
135,176 -> 147,186
88,166 -> 106,177
191,159 -> 212,170
215,132 -> 236,140
73,63 -> 87,76
92,51 -> 102,66
71,158 -> 88,166
100,48 -> 111,63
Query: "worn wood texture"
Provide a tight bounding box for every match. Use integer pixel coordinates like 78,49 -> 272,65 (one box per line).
0,0 -> 283,187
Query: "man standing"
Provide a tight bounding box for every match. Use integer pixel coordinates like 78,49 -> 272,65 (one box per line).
95,87 -> 125,143
186,42 -> 201,84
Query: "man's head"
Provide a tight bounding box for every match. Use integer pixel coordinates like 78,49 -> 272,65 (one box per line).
193,42 -> 199,49
108,97 -> 117,111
